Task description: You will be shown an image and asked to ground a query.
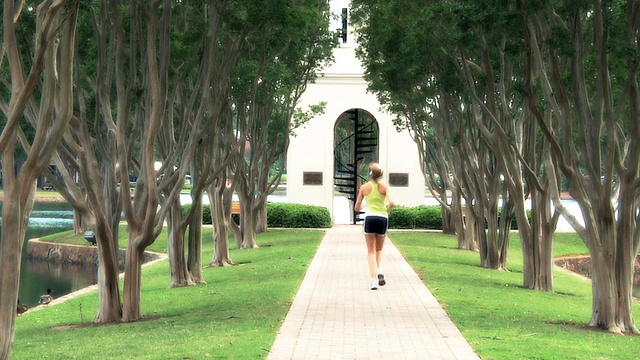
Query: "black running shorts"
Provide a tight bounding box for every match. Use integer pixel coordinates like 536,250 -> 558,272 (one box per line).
364,215 -> 388,235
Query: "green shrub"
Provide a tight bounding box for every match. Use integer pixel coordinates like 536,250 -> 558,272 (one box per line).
266,202 -> 288,227
388,206 -> 416,229
181,203 -> 212,224
509,209 -> 533,230
182,202 -> 331,228
203,205 -> 212,224
267,203 -> 331,228
381,205 -> 533,231
413,205 -> 442,229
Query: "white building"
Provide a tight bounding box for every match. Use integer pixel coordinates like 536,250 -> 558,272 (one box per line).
286,1 -> 424,224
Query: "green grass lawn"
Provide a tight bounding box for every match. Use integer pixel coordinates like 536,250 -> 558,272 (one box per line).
14,228 -> 640,359
13,228 -> 324,359
390,230 -> 640,360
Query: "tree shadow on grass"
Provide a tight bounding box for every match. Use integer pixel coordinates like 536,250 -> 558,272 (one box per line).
50,316 -> 163,331
547,320 -> 640,336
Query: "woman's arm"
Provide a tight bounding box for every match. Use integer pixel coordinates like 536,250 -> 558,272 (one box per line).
386,197 -> 395,213
355,188 -> 365,211
381,184 -> 395,213
354,183 -> 370,211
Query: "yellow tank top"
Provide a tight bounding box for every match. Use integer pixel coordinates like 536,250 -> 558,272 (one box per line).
365,182 -> 387,216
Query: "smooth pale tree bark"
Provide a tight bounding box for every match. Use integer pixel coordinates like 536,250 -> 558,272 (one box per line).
15,0 -> 132,323
206,105 -> 240,266
56,117 -> 123,322
192,126 -> 235,270
156,8 -> 210,286
351,0 -> 563,279
157,119 -> 197,288
0,2 -> 77,357
49,0 -> 145,324
410,111 -> 462,239
166,202 -> 196,287
72,0 -> 136,323
118,0 -> 169,322
208,181 -> 235,267
351,0 -> 485,249
459,76 -> 509,269
172,2 -> 245,276
519,53 -> 562,291
457,25 -> 560,286
522,1 -> 640,333
407,97 -> 474,248
187,200 -> 205,279
230,1 -> 333,246
186,150 -> 207,281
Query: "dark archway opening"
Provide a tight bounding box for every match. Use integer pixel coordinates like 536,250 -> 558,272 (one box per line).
333,109 -> 379,224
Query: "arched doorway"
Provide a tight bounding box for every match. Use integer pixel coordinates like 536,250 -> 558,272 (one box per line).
333,108 -> 379,224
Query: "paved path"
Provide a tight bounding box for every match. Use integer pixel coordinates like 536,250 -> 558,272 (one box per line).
267,225 -> 480,360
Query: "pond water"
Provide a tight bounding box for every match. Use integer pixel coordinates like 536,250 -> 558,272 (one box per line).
0,202 -> 97,308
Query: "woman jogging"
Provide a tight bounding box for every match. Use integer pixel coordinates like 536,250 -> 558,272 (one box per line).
354,162 -> 395,290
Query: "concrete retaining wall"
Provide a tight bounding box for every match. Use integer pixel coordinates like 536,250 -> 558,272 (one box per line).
26,239 -> 161,267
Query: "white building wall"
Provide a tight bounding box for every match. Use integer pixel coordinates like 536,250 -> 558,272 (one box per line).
286,4 -> 424,223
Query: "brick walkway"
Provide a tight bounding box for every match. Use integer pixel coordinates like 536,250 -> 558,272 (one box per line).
267,225 -> 480,360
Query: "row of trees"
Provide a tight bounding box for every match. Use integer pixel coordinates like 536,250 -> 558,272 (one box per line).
0,1 -> 335,358
351,0 -> 640,334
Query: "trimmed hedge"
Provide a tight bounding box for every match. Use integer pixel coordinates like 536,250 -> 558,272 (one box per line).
387,206 -> 416,229
180,202 -> 530,230
267,203 -> 332,228
181,202 -> 331,228
388,205 -> 441,229
182,203 -> 213,224
413,205 -> 443,229
388,205 -> 532,230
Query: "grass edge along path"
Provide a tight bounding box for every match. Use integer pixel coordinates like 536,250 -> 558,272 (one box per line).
12,228 -> 324,360
390,231 -> 640,360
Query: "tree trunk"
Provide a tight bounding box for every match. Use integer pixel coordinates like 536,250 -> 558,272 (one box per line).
464,206 -> 479,252
0,182 -> 32,359
255,201 -> 268,233
209,186 -> 234,266
167,202 -> 195,287
93,221 -> 123,323
614,218 -> 637,334
583,192 -> 620,332
586,179 -> 640,334
230,217 -> 243,249
123,239 -> 145,322
483,212 -> 500,269
94,257 -> 123,322
0,3 -> 76,356
496,197 -> 512,270
240,203 -> 259,249
479,200 -> 507,270
443,186 -> 458,236
73,208 -> 88,235
235,187 -> 259,249
187,193 -> 205,283
442,208 -> 454,235
589,248 -> 620,332
520,188 -> 556,291
453,193 -> 475,250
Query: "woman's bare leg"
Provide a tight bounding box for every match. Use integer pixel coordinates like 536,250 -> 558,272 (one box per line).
365,234 -> 378,279
375,235 -> 386,286
375,234 -> 385,271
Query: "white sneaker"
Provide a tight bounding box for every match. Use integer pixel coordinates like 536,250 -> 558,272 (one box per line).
370,280 -> 378,290
377,273 -> 386,287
